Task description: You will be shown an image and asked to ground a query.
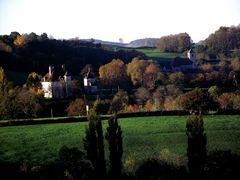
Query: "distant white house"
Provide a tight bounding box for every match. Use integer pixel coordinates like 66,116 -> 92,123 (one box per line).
41,65 -> 72,98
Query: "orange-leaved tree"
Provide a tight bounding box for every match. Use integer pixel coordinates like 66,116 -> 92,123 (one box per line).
99,59 -> 128,88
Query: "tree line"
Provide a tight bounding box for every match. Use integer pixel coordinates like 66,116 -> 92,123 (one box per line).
156,25 -> 240,60
197,25 -> 240,56
1,53 -> 240,119
157,32 -> 192,53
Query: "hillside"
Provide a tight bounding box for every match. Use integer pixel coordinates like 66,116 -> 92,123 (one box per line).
92,39 -> 127,47
0,36 -> 144,77
88,38 -> 160,48
127,38 -> 159,48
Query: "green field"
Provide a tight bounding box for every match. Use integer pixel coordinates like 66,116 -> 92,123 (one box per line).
117,47 -> 183,66
0,115 -> 240,168
112,46 -> 183,60
135,48 -> 183,59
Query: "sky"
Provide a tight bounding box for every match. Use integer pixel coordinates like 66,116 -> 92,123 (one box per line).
0,0 -> 239,43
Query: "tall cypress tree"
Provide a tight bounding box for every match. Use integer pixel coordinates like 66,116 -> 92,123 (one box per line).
105,113 -> 123,178
186,113 -> 207,179
84,109 -> 106,178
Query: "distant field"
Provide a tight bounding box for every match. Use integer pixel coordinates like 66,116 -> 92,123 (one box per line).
135,48 -> 183,59
114,46 -> 183,66
0,115 -> 239,168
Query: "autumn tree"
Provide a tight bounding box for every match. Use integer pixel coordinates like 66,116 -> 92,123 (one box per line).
217,93 -> 234,110
99,59 -> 128,88
203,26 -> 240,54
186,113 -> 207,178
0,87 -> 21,119
205,71 -> 224,86
168,72 -> 185,86
190,73 -> 205,87
208,85 -> 221,100
135,87 -> 151,106
157,33 -> 192,52
26,72 -> 42,88
84,109 -> 106,178
110,90 -> 129,113
0,67 -> 12,98
144,62 -> 160,89
13,35 -> 26,47
127,58 -> 148,86
175,88 -> 210,112
9,31 -> 20,42
17,88 -> 42,118
200,63 -> 214,72
230,57 -> 240,72
0,40 -> 12,52
233,94 -> 240,109
144,99 -> 155,111
105,114 -> 123,178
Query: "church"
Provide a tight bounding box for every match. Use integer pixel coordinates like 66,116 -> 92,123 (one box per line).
171,49 -> 196,71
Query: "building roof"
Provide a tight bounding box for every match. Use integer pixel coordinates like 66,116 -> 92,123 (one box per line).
84,71 -> 95,79
42,65 -> 68,82
172,57 -> 193,67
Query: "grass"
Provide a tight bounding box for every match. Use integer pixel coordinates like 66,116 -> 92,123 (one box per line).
135,48 -> 183,59
0,115 -> 240,167
114,46 -> 184,67
112,46 -> 183,60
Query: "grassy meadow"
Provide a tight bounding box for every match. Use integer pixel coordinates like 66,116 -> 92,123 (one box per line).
0,115 -> 240,169
113,46 -> 183,62
135,48 -> 183,59
131,47 -> 183,66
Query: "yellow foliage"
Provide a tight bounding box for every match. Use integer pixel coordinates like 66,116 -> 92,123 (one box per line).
127,58 -> 148,86
99,59 -> 127,86
144,99 -> 154,112
14,35 -> 26,47
0,40 -> 12,52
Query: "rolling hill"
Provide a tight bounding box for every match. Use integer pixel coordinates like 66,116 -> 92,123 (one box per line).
127,38 -> 159,48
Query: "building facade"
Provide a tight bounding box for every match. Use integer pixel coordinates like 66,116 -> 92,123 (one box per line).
41,65 -> 72,98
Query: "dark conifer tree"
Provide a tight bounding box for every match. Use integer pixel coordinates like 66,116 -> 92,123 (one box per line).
105,113 -> 123,178
84,109 -> 106,178
186,113 -> 207,179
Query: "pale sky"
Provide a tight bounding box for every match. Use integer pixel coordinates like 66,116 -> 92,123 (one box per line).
0,0 -> 239,43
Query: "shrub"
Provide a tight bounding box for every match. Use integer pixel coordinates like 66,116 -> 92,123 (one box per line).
66,98 -> 86,116
58,146 -> 93,180
110,90 -> 129,113
93,99 -> 110,115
